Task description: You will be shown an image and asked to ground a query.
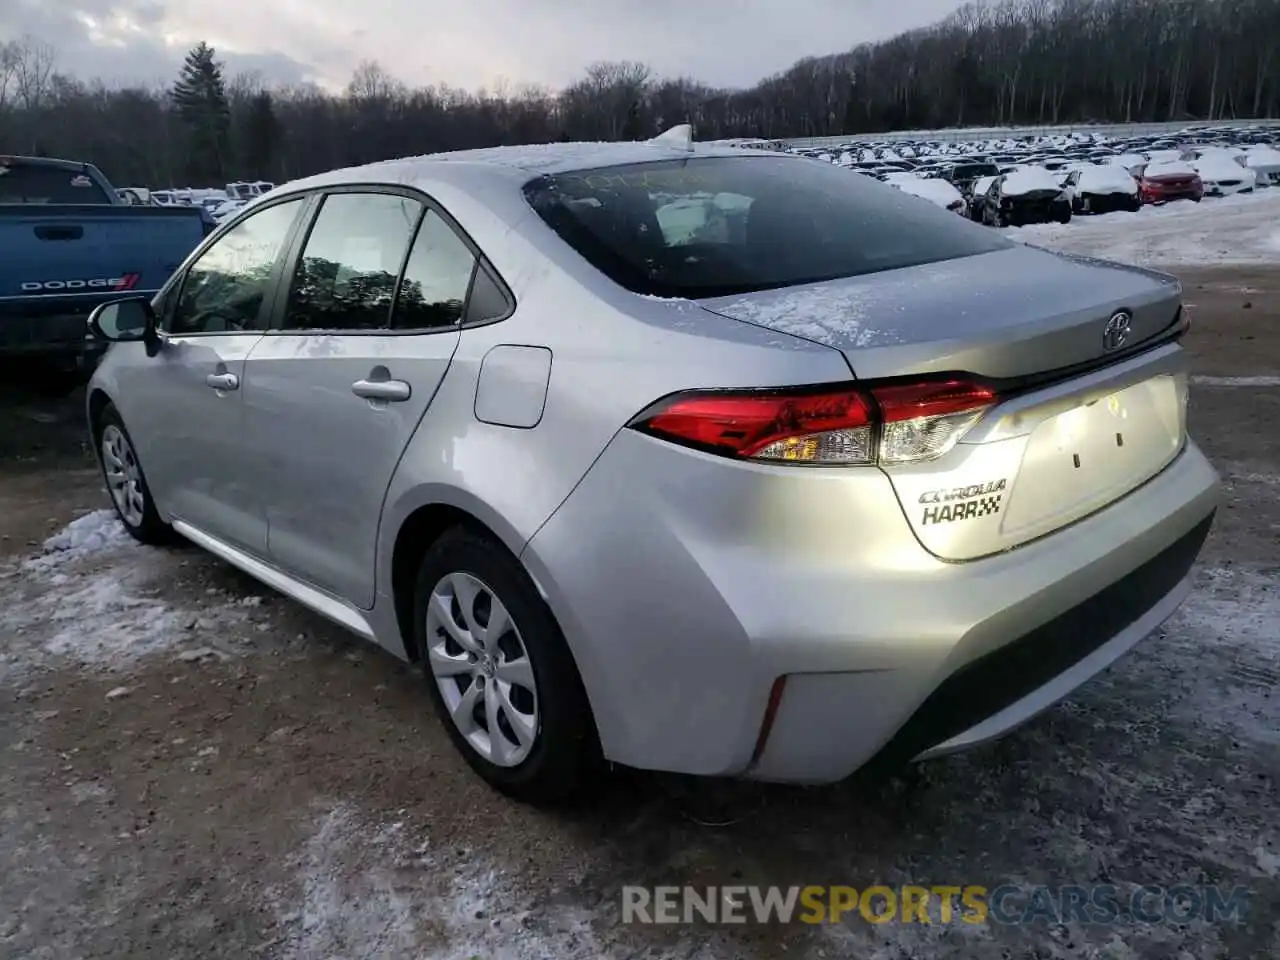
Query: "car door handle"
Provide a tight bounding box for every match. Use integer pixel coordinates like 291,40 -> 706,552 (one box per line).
352,379 -> 411,402
205,372 -> 239,391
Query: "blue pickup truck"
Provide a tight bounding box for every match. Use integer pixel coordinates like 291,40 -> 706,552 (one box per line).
0,155 -> 212,390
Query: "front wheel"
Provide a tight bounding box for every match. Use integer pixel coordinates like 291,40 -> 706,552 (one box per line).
95,404 -> 173,545
414,527 -> 600,804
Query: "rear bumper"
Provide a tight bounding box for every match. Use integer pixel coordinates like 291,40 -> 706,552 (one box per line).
523,430 -> 1219,782
1004,198 -> 1071,223
1078,192 -> 1140,213
1141,185 -> 1203,203
872,510 -> 1210,766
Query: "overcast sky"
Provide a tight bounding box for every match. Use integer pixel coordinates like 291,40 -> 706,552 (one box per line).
1,0 -> 967,92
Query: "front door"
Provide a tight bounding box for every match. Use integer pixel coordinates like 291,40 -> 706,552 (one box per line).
243,192 -> 476,607
129,197 -> 307,555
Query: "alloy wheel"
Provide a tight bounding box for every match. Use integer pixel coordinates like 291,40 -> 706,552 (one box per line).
101,424 -> 146,527
425,571 -> 539,767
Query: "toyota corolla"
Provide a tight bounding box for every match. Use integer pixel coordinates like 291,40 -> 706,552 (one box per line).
83,133 -> 1218,802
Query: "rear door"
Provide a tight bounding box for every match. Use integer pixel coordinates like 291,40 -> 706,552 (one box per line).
241,189 -> 477,607
125,197 -> 308,555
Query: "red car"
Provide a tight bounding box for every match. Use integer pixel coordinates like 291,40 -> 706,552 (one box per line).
1138,162 -> 1204,204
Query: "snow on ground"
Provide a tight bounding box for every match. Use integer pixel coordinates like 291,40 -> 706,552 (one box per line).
270,803 -> 621,960
0,511 -> 266,678
1007,188 -> 1280,266
1157,566 -> 1280,745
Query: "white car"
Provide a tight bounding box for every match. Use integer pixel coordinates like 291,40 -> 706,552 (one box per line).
1191,156 -> 1258,197
1063,164 -> 1142,214
882,173 -> 966,214
1241,147 -> 1280,186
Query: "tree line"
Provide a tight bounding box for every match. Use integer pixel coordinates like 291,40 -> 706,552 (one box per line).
1,0 -> 1278,189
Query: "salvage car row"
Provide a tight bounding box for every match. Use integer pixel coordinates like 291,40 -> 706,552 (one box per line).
791,124 -> 1280,226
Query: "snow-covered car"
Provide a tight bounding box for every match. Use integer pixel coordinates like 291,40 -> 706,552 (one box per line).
882,173 -> 967,214
1191,156 -> 1258,197
966,176 -> 998,220
1063,164 -> 1141,214
210,198 -> 248,223
975,167 -> 1073,227
1108,153 -> 1150,175
1241,147 -> 1280,186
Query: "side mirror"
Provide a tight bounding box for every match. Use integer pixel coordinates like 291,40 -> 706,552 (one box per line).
87,296 -> 156,343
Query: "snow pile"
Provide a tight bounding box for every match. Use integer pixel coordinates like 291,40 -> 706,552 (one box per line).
1,512 -> 262,676
1007,187 -> 1280,266
24,510 -> 131,572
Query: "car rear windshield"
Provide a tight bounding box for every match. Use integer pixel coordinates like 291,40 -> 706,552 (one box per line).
0,162 -> 111,203
522,155 -> 1011,298
0,162 -> 112,204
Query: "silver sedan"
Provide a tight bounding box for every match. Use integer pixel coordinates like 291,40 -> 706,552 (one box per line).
84,135 -> 1218,802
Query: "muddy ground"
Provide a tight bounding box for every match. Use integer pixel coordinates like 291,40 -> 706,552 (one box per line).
1,266 -> 1277,960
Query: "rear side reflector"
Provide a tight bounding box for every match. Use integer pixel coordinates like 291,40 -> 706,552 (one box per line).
629,377 -> 997,466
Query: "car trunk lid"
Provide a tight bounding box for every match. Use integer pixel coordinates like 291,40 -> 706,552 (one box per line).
698,244 -> 1183,382
699,245 -> 1189,558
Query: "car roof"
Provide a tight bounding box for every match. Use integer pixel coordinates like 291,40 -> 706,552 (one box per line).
277,140 -> 779,196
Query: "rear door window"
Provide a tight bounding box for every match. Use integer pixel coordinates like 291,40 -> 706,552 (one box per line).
281,192 -> 421,332
523,155 -> 1011,299
391,210 -> 477,330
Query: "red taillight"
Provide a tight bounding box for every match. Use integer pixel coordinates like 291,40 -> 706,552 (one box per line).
629,377 -> 996,466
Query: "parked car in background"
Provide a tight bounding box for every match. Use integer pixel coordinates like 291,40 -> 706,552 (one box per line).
225,180 -> 276,201
883,172 -> 967,213
967,176 -> 998,220
940,160 -> 1001,198
1241,147 -> 1280,186
1137,161 -> 1204,204
1190,155 -> 1257,197
1063,164 -> 1142,214
0,155 -> 210,390
82,136 -> 1217,802
210,198 -> 249,223
975,167 -> 1073,226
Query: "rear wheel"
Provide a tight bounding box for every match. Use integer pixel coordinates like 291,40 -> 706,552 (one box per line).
414,527 -> 600,803
95,404 -> 173,545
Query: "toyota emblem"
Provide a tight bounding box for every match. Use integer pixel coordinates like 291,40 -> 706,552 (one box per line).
1102,311 -> 1132,352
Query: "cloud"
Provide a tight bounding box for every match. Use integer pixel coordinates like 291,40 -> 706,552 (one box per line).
1,0 -> 967,93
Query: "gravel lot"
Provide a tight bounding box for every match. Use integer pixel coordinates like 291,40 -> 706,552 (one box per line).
1,266 -> 1277,960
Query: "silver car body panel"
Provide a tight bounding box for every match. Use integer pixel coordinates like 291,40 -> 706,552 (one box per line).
699,245 -> 1182,381
88,141 -> 1219,782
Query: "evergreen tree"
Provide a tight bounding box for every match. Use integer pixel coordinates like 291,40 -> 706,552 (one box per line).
239,91 -> 280,179
620,99 -> 645,140
172,42 -> 231,183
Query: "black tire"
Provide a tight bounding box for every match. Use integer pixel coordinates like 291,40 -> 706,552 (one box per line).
413,527 -> 601,804
94,403 -> 174,545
